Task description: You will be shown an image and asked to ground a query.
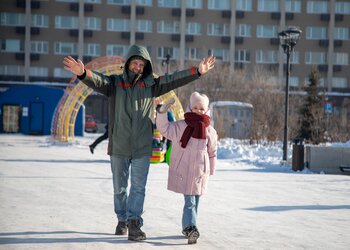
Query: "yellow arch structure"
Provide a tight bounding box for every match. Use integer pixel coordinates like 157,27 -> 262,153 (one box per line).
52,56 -> 184,142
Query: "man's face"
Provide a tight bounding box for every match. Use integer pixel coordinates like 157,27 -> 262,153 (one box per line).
129,58 -> 145,74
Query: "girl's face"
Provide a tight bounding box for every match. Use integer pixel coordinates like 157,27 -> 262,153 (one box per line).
191,103 -> 207,115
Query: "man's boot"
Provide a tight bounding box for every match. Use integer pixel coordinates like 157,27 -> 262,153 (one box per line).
128,219 -> 146,241
115,221 -> 128,235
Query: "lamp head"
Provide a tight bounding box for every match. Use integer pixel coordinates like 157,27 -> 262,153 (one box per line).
279,26 -> 302,51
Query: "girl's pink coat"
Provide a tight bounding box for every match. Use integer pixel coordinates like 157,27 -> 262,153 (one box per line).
156,110 -> 217,195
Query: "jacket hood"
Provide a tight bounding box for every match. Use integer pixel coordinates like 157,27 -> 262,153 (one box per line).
124,44 -> 155,86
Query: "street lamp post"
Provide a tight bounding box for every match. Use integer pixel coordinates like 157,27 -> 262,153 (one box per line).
162,54 -> 171,74
278,27 -> 302,162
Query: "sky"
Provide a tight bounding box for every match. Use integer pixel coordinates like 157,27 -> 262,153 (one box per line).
0,133 -> 349,250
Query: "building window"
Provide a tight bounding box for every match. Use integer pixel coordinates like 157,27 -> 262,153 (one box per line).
157,20 -> 180,33
107,0 -> 130,5
285,0 -> 301,13
334,27 -> 349,40
55,16 -> 78,29
1,39 -> 23,52
186,0 -> 202,9
289,76 -> 299,87
332,53 -> 348,65
305,27 -> 327,39
137,0 -> 152,6
207,23 -> 230,36
332,77 -> 347,88
158,0 -> 180,8
136,20 -> 152,33
107,18 -> 130,31
185,47 -> 203,61
208,0 -> 230,10
106,44 -> 129,56
283,51 -> 300,64
256,25 -> 278,38
210,48 -> 229,61
84,43 -> 100,57
306,0 -> 329,14
0,12 -> 25,26
32,14 -> 49,28
235,49 -> 250,63
186,22 -> 201,35
85,17 -> 101,30
257,0 -> 279,12
305,51 -> 326,64
31,41 -> 48,54
256,50 -> 278,63
335,1 -> 350,14
236,0 -> 252,11
30,67 -> 48,77
54,67 -> 73,78
236,24 -> 252,37
157,47 -> 180,60
54,42 -> 78,55
0,65 -> 24,76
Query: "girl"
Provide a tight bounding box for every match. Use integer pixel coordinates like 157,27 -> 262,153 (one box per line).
156,92 -> 218,244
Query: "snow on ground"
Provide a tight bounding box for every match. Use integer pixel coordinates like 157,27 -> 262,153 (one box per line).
0,134 -> 349,250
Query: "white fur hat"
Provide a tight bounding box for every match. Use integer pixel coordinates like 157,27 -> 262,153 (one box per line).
190,92 -> 209,110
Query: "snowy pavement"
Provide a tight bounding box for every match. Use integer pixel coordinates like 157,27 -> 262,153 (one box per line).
0,134 -> 350,250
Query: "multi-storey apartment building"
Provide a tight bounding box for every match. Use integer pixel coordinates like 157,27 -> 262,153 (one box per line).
0,0 -> 349,114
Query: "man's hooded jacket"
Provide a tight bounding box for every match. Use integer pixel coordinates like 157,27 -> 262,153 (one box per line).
78,45 -> 201,158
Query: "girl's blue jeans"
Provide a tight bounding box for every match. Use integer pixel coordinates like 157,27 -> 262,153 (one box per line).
182,195 -> 200,229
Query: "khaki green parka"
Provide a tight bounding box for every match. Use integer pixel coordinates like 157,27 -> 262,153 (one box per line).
79,45 -> 200,158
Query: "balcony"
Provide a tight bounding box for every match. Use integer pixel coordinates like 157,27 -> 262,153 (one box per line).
70,3 -> 79,11
136,6 -> 145,15
16,0 -> 40,8
333,65 -> 342,72
185,35 -> 194,42
121,32 -> 130,39
334,40 -> 343,47
171,34 -> 180,41
122,6 -> 131,14
270,38 -> 280,45
172,8 -> 181,17
84,30 -> 93,37
15,53 -> 40,61
318,64 -> 328,72
320,13 -> 330,21
15,27 -> 40,35
83,56 -> 92,62
186,9 -> 195,17
236,11 -> 244,19
271,12 -> 281,20
222,10 -> 231,18
135,32 -> 144,40
69,29 -> 79,37
85,4 -> 93,12
235,37 -> 244,44
335,14 -> 343,22
285,12 -> 294,20
221,36 -> 230,44
319,39 -> 329,47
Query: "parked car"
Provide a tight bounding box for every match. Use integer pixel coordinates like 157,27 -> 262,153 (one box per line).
85,114 -> 97,133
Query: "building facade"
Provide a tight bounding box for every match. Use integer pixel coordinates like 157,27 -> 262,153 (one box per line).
0,0 -> 349,95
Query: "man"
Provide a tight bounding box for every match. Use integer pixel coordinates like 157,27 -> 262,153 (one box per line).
63,44 -> 215,241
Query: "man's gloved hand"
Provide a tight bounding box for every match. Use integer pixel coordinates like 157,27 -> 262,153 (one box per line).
157,97 -> 176,113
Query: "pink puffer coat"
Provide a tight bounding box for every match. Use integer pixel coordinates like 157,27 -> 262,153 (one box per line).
156,110 -> 217,195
